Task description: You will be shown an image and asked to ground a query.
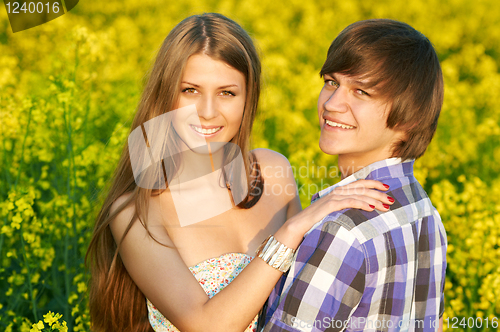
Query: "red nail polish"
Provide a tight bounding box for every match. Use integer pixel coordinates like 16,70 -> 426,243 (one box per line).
387,197 -> 395,203
383,204 -> 390,209
369,205 -> 375,209
383,184 -> 390,189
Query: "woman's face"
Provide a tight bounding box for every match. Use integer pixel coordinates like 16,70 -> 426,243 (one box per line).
172,54 -> 246,152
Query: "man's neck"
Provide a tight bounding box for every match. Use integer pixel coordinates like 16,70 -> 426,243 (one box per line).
338,153 -> 392,179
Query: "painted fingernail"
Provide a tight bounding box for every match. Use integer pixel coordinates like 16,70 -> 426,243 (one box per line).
383,204 -> 390,209
383,184 -> 390,189
369,205 -> 375,209
387,196 -> 395,203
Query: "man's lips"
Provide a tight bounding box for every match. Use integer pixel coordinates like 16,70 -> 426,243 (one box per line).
324,119 -> 356,129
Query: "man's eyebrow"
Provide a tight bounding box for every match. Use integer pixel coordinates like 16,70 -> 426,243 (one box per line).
351,79 -> 372,89
330,73 -> 374,90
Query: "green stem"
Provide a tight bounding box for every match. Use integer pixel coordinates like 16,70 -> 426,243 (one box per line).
14,107 -> 33,189
61,101 -> 72,327
0,216 -> 6,261
83,80 -> 92,148
1,137 -> 12,196
61,41 -> 81,330
63,226 -> 70,323
1,96 -> 11,195
20,222 -> 38,321
9,104 -> 36,318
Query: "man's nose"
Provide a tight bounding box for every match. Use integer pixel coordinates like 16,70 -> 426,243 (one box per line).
323,86 -> 349,113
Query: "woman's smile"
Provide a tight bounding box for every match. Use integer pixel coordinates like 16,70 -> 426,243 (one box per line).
189,124 -> 224,137
173,53 -> 247,150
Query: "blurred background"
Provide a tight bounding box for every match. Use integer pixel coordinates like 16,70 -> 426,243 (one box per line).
1,0 -> 499,330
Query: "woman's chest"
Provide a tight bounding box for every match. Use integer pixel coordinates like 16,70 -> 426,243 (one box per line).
158,191 -> 288,266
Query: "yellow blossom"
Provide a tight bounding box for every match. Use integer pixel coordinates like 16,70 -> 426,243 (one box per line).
43,311 -> 62,327
29,321 -> 44,332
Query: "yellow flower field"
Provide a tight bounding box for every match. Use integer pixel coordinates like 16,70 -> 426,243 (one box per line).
1,0 -> 499,330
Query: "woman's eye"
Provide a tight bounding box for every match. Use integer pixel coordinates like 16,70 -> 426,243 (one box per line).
356,89 -> 369,96
220,90 -> 235,96
182,88 -> 197,93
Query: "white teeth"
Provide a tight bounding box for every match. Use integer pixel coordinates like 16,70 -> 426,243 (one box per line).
191,126 -> 222,135
325,120 -> 354,129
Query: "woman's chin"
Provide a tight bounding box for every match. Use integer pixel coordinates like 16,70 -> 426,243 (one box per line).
188,145 -> 210,154
188,142 -> 227,155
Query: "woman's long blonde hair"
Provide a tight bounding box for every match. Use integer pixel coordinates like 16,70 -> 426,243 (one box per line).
86,13 -> 263,332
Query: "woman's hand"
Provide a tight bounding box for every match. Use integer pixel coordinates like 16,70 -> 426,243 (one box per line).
318,179 -> 393,210
275,180 -> 394,249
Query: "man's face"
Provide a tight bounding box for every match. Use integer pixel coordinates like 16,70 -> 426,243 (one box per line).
317,72 -> 406,170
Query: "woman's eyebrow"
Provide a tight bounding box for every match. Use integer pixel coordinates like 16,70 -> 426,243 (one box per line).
181,82 -> 240,89
219,84 -> 239,89
181,81 -> 200,87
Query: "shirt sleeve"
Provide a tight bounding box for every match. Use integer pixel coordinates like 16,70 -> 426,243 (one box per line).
439,292 -> 444,318
439,216 -> 447,319
264,221 -> 366,332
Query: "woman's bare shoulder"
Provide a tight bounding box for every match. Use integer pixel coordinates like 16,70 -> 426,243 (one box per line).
108,192 -> 137,243
110,191 -> 173,246
252,148 -> 294,180
110,191 -> 135,212
251,148 -> 298,206
110,192 -> 136,223
251,148 -> 293,172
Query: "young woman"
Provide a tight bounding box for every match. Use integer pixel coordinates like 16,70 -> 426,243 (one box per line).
86,13 -> 394,332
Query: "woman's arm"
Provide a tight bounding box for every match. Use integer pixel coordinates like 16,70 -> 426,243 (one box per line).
110,151 -> 393,332
252,148 -> 302,222
110,196 -> 284,332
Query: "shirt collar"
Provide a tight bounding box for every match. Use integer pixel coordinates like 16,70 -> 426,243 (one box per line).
314,158 -> 414,200
305,158 -> 414,237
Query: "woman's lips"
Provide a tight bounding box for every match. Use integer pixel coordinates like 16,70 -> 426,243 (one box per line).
189,125 -> 223,137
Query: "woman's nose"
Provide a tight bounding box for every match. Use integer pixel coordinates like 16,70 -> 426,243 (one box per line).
197,95 -> 218,120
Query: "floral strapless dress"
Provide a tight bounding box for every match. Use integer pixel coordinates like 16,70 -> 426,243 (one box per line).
147,252 -> 258,331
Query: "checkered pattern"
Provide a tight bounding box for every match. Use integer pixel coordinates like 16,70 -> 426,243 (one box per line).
262,158 -> 447,332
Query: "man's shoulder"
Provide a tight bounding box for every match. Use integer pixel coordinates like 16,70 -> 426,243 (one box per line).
319,177 -> 437,243
310,160 -> 439,242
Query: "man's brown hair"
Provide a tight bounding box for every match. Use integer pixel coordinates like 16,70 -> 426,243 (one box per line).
320,19 -> 444,160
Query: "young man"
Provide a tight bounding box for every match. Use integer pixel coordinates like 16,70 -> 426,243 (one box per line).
262,19 -> 447,331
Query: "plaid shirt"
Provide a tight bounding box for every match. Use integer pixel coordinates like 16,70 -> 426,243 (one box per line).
262,158 -> 447,332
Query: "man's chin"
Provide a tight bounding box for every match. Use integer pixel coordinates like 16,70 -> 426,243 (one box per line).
318,139 -> 342,156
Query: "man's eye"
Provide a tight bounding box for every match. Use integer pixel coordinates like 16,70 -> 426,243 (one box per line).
325,80 -> 339,88
357,89 -> 370,96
